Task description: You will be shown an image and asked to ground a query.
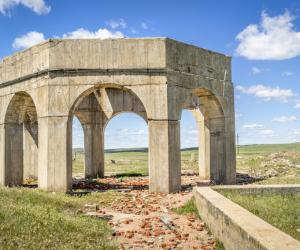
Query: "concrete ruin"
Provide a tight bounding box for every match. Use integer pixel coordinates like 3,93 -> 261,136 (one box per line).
0,38 -> 236,193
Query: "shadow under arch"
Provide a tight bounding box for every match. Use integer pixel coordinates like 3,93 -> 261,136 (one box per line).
4,91 -> 39,186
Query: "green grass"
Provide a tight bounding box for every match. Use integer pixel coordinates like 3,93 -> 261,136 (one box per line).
238,142 -> 300,155
0,187 -> 119,249
173,198 -> 199,217
72,149 -> 199,178
219,191 -> 300,241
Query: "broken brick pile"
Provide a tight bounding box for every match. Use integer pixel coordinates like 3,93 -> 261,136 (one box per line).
79,174 -> 217,250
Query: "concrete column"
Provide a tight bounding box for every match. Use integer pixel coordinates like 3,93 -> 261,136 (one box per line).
192,110 -> 210,180
149,120 -> 181,193
224,116 -> 236,184
38,116 -> 72,192
208,117 -> 226,184
0,124 -> 5,186
83,123 -> 104,178
23,121 -> 38,180
5,123 -> 23,186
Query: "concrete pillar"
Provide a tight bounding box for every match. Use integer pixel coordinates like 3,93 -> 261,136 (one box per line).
38,116 -> 72,192
4,123 -> 23,186
192,110 -> 210,180
0,124 -> 5,186
82,123 -> 104,178
23,121 -> 38,180
208,117 -> 226,184
149,120 -> 181,193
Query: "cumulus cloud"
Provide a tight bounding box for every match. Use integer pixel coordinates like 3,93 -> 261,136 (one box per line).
258,129 -> 275,136
0,0 -> 50,15
141,22 -> 148,30
294,101 -> 300,109
236,11 -> 300,60
243,124 -> 264,129
272,115 -> 298,122
282,71 -> 293,76
106,18 -> 127,29
13,27 -> 124,50
62,28 -> 124,39
236,84 -> 295,102
293,129 -> 300,135
251,67 -> 262,75
13,31 -> 45,49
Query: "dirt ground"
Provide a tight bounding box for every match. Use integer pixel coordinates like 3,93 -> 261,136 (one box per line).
74,173 -> 217,250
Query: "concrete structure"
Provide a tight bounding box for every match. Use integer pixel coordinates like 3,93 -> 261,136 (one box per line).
0,38 -> 236,193
193,186 -> 300,250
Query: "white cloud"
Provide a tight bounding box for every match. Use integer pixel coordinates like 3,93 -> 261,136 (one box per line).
0,0 -> 50,15
236,11 -> 300,60
251,67 -> 262,75
272,115 -> 298,123
243,124 -> 264,129
236,84 -> 295,102
62,28 -> 124,39
141,22 -> 148,29
12,31 -> 45,49
235,112 -> 243,118
282,71 -> 293,76
130,27 -> 138,34
13,27 -> 125,50
294,101 -> 300,109
106,18 -> 127,29
258,129 -> 275,136
293,129 -> 300,135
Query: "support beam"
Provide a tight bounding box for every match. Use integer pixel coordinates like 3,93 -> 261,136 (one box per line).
23,121 -> 38,180
38,116 -> 72,192
149,120 -> 181,193
4,123 -> 23,186
192,110 -> 210,180
83,122 -> 104,178
209,117 -> 226,184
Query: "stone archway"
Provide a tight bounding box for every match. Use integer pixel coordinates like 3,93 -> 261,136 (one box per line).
3,92 -> 38,186
69,86 -> 148,181
181,88 -> 232,184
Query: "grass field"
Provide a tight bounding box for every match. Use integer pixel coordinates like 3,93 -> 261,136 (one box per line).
72,143 -> 300,185
0,187 -> 119,249
72,148 -> 199,177
3,143 -> 300,249
219,190 -> 300,241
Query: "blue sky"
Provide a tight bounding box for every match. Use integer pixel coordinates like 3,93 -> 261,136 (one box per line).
2,0 -> 300,148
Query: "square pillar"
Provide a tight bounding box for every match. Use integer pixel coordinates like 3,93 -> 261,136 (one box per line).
23,121 -> 38,180
38,116 -> 72,192
83,123 -> 104,178
149,120 -> 181,193
198,120 -> 211,180
208,117 -> 226,184
5,123 -> 23,186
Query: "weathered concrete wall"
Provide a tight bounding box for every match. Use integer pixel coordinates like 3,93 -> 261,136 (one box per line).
0,38 -> 236,193
193,187 -> 300,250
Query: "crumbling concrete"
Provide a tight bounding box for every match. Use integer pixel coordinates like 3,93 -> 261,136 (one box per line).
0,38 -> 236,193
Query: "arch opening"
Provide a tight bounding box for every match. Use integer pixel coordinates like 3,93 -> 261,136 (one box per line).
180,88 -> 226,184
4,92 -> 38,186
69,85 -> 148,190
104,112 -> 148,178
180,109 -> 199,178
